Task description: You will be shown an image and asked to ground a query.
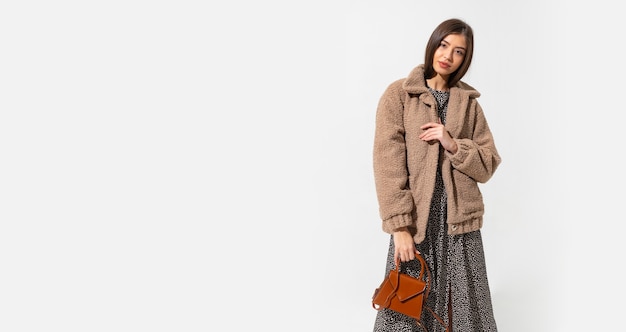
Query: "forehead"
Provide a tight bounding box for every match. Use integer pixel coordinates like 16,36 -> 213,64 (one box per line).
442,34 -> 467,48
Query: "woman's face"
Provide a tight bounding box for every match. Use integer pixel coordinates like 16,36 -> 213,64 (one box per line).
432,33 -> 467,78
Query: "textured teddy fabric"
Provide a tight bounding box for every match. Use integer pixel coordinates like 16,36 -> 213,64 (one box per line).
373,64 -> 501,244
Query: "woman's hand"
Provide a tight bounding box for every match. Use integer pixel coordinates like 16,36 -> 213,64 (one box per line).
419,119 -> 458,154
393,227 -> 420,262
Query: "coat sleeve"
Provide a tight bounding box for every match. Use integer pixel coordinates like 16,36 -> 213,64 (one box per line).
446,100 -> 501,183
373,81 -> 415,233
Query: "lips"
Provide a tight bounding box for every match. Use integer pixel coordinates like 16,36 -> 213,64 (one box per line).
438,61 -> 451,69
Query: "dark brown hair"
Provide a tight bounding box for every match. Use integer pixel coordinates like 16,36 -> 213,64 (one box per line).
423,18 -> 474,87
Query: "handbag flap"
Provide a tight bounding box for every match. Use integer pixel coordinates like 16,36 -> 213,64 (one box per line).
388,270 -> 427,302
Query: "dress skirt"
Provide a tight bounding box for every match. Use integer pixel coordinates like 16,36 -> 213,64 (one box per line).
372,168 -> 499,332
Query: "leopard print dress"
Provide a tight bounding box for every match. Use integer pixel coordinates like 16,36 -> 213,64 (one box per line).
372,88 -> 498,332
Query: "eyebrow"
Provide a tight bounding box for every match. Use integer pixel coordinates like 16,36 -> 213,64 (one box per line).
442,39 -> 466,50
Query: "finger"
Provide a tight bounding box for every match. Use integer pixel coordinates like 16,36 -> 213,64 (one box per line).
438,117 -> 442,124
420,122 -> 437,130
419,130 -> 432,139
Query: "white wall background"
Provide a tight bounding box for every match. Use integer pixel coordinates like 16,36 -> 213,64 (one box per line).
1,1 -> 624,331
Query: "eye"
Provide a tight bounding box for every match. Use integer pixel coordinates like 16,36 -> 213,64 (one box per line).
439,42 -> 447,48
455,49 -> 465,56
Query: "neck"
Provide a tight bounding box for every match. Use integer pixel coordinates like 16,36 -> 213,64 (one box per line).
426,76 -> 449,91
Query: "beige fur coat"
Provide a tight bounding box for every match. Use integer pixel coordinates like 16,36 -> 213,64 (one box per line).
373,64 -> 501,244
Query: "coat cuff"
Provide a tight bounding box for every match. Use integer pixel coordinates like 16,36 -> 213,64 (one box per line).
382,213 -> 414,234
446,139 -> 471,165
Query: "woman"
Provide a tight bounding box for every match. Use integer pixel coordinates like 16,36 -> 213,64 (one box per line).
372,18 -> 501,331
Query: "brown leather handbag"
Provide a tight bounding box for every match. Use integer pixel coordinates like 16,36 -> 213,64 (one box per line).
372,251 -> 430,320
372,251 -> 449,331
